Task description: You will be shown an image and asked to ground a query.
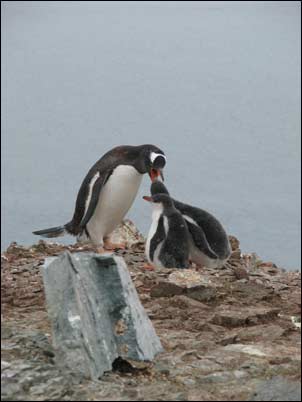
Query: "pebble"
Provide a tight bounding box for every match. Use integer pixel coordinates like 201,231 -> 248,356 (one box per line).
1,361 -> 11,370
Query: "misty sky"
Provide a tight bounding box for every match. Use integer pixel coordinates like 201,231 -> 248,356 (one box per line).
1,1 -> 301,269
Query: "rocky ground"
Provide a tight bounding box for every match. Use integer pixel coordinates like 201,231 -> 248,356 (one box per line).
1,223 -> 301,401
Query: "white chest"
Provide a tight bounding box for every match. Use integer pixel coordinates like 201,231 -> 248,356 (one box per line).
87,165 -> 143,242
146,205 -> 167,267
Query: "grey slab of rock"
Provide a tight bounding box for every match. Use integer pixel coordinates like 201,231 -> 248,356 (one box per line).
250,376 -> 301,401
42,251 -> 163,380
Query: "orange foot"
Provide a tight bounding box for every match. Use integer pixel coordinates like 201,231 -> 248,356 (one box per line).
95,246 -> 108,254
104,241 -> 126,251
190,261 -> 199,270
142,263 -> 155,271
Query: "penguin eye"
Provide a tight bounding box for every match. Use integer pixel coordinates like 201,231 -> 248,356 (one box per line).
150,152 -> 166,169
153,156 -> 166,169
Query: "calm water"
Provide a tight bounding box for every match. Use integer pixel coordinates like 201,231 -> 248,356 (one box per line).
2,2 -> 301,270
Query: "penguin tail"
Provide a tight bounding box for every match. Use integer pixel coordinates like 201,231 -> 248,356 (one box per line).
32,225 -> 67,238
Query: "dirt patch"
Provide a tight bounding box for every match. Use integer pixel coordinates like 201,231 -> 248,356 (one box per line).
1,234 -> 301,401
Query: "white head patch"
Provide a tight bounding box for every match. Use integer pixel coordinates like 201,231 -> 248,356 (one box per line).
150,152 -> 166,164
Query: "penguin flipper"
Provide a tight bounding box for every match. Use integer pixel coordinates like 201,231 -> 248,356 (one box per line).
149,215 -> 166,261
186,221 -> 218,260
79,170 -> 113,229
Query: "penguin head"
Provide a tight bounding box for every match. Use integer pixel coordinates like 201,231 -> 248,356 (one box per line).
143,193 -> 174,209
138,145 -> 166,181
150,179 -> 170,197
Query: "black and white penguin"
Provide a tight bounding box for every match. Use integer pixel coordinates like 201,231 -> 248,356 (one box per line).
33,144 -> 166,249
143,193 -> 190,269
150,180 -> 231,268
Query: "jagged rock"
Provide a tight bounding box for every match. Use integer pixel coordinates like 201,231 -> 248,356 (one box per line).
250,376 -> 301,401
151,281 -> 184,298
211,307 -> 280,327
233,266 -> 249,280
229,235 -> 240,251
150,270 -> 216,302
236,324 -> 287,342
42,251 -> 163,380
105,219 -> 145,248
242,252 -> 263,270
197,371 -> 236,384
223,344 -> 267,357
219,334 -> 238,346
229,281 -> 277,302
230,250 -> 242,260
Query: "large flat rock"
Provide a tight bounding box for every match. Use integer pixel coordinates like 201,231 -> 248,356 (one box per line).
42,251 -> 163,380
250,376 -> 301,401
150,270 -> 217,302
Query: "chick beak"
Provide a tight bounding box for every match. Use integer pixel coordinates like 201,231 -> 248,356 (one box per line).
149,168 -> 164,182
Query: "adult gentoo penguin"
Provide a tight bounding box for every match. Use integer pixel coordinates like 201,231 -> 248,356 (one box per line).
150,180 -> 231,268
33,144 -> 166,250
143,193 -> 190,269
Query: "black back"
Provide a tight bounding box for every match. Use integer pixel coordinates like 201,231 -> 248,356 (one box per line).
173,200 -> 230,259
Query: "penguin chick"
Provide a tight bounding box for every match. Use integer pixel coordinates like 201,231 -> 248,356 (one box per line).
143,193 -> 190,269
150,180 -> 231,268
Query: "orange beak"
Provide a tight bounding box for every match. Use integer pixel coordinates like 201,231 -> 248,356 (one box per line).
149,168 -> 164,182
